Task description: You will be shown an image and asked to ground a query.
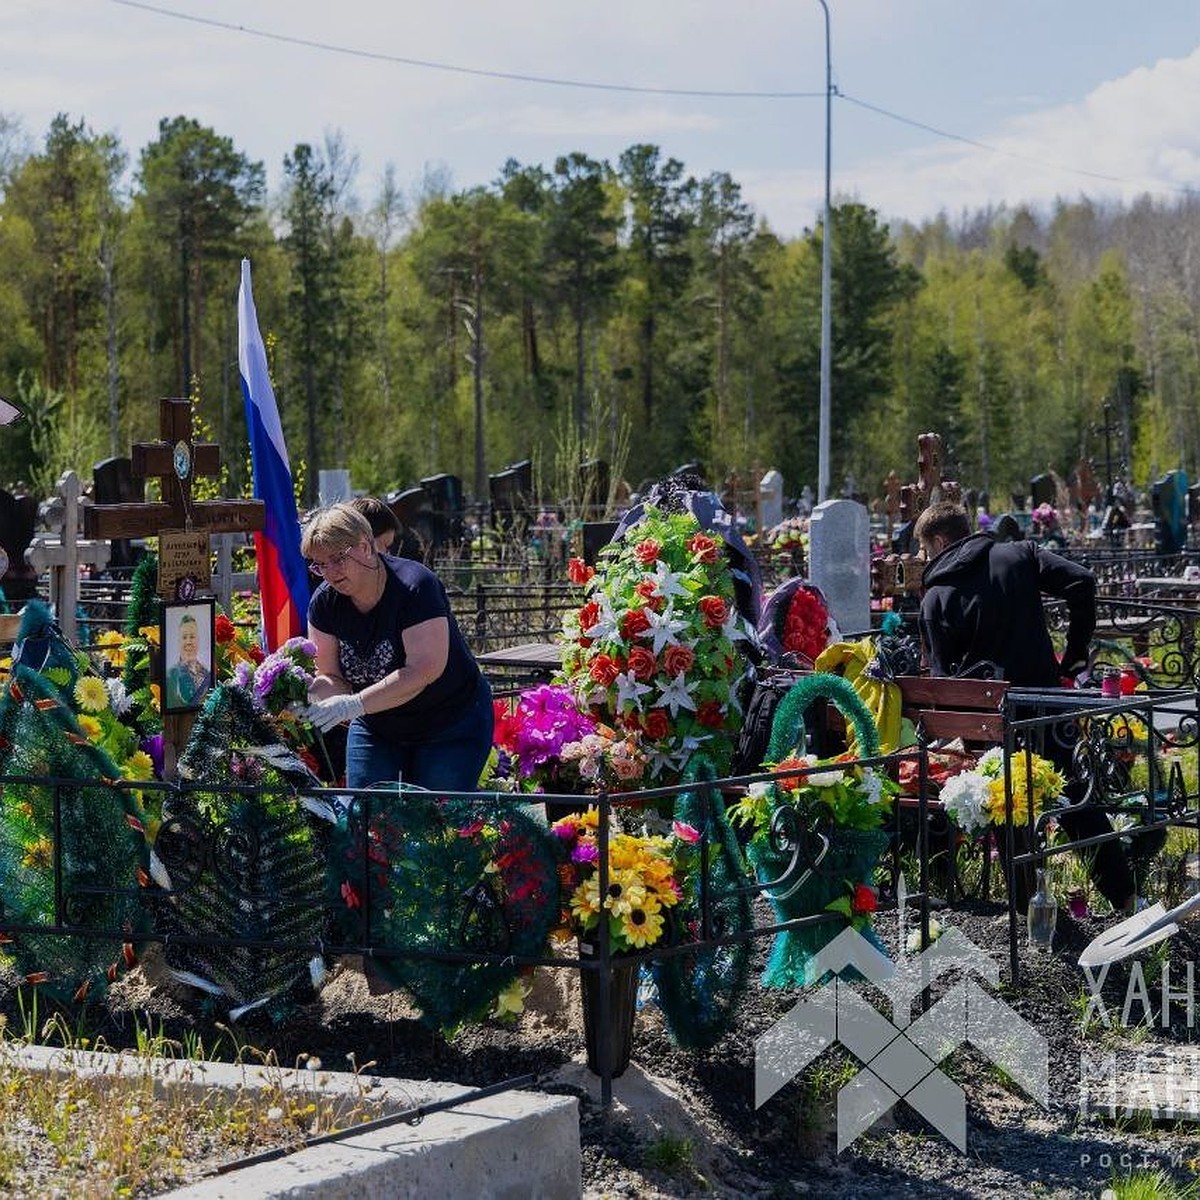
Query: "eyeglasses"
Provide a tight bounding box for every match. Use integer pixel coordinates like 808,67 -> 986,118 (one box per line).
307,548 -> 353,578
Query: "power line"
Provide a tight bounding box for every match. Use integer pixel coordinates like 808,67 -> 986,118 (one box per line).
110,0 -> 1195,199
839,90 -> 1194,195
110,0 -> 825,99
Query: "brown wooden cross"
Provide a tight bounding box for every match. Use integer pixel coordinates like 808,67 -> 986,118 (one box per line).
83,397 -> 266,777
882,470 -> 902,536
84,397 -> 264,549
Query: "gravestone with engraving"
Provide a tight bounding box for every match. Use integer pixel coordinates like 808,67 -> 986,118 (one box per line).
809,499 -> 871,636
758,469 -> 784,533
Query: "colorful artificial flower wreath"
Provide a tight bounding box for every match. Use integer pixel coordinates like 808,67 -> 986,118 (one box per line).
558,507 -> 753,781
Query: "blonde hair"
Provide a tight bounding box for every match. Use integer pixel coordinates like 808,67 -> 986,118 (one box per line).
300,503 -> 373,558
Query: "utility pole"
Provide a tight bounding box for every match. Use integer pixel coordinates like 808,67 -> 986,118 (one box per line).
816,0 -> 833,503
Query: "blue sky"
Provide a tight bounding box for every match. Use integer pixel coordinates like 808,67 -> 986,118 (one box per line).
5,0 -> 1199,237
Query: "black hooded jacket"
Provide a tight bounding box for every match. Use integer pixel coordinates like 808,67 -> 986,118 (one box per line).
918,533 -> 1096,686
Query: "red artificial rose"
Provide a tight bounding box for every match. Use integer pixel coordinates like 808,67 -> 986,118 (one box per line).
634,538 -> 661,565
635,579 -> 658,602
567,557 -> 595,585
493,700 -> 522,751
851,884 -> 877,915
687,533 -> 719,564
626,646 -> 658,681
214,614 -> 237,644
773,755 -> 809,791
578,601 -> 600,633
699,595 -> 728,627
661,643 -> 695,676
696,700 -> 724,728
643,708 -> 671,740
340,881 -> 362,910
621,609 -> 651,639
249,644 -> 266,664
589,654 -> 622,687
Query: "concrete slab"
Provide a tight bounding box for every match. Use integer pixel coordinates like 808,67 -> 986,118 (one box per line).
4,1043 -> 580,1199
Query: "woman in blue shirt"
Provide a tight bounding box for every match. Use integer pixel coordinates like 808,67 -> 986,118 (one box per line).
299,504 -> 492,793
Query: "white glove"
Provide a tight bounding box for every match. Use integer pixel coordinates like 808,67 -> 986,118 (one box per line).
302,692 -> 365,732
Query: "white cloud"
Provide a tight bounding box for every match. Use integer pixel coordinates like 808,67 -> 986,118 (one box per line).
805,44 -> 1200,229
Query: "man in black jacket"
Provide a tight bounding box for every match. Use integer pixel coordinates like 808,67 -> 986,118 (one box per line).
914,501 -> 1136,912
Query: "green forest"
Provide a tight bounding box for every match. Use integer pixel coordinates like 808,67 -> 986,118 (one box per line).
0,110 -> 1196,510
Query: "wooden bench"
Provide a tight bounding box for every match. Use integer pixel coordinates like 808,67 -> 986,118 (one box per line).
893,675 -> 1008,750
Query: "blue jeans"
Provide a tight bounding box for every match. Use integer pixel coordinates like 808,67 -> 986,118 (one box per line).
344,676 -> 494,794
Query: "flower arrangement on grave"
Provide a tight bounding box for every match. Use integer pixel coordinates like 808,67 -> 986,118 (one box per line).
550,807 -> 700,952
757,577 -> 836,668
491,684 -> 649,793
730,672 -> 894,987
763,516 -> 809,558
731,749 -> 896,841
558,507 -> 752,782
330,792 -> 560,1031
939,746 -> 1065,834
150,683 -> 335,1020
0,604 -> 150,1003
229,635 -> 323,775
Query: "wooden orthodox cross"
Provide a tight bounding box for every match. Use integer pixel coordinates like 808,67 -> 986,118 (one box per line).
84,397 -> 265,775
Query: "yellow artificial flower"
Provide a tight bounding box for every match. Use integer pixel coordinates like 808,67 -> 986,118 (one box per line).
571,875 -> 602,922
21,837 -> 53,871
122,751 -> 155,782
93,630 -> 127,668
491,977 -> 529,1021
73,676 -> 110,714
77,715 -> 103,742
139,625 -> 160,649
602,869 -> 647,918
621,904 -> 664,948
150,683 -> 162,711
984,754 -> 1064,825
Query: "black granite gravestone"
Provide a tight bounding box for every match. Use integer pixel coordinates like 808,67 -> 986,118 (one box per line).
93,456 -> 144,570
489,460 -> 533,528
0,487 -> 38,604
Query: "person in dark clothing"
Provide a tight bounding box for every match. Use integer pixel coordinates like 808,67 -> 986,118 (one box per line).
914,500 -> 1137,912
300,504 -> 492,792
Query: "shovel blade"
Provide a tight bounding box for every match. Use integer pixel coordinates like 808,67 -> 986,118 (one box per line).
1077,903 -> 1174,970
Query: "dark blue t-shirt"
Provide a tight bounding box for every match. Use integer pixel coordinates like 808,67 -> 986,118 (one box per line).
307,555 -> 481,741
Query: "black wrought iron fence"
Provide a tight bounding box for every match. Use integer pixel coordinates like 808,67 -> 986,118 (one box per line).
0,751 -> 937,1101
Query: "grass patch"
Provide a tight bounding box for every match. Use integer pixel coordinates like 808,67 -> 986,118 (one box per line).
0,1002 -> 386,1198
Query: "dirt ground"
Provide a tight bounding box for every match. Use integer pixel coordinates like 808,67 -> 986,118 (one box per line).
58,894 -> 1200,1199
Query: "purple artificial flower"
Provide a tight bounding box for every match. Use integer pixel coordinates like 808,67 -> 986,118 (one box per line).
511,684 -> 596,773
571,842 -> 600,865
139,733 -> 165,779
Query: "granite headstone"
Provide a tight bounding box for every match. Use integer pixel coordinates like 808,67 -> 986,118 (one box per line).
808,498 -> 871,636
758,469 -> 784,533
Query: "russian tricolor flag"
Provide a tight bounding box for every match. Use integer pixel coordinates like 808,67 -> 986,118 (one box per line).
238,259 -> 309,650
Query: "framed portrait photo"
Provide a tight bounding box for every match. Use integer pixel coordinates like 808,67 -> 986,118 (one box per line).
160,599 -> 216,714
